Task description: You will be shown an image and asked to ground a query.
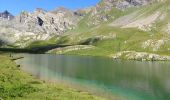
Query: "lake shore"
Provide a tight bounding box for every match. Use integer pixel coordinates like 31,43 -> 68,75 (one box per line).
47,47 -> 170,61
0,54 -> 105,100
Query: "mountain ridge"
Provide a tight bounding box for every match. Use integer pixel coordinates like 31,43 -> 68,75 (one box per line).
0,0 -> 158,47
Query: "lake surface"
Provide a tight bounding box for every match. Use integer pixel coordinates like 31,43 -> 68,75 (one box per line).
16,54 -> 170,100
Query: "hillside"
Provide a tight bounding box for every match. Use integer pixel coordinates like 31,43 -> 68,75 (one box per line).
48,0 -> 170,60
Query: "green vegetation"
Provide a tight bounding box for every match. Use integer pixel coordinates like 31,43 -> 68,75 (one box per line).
0,55 -> 104,100
48,45 -> 112,57
23,0 -> 170,58
27,37 -> 59,48
48,25 -> 170,57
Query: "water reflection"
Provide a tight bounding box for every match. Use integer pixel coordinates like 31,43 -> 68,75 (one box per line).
16,54 -> 170,100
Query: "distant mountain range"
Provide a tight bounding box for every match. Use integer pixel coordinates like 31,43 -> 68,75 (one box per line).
0,0 -> 169,60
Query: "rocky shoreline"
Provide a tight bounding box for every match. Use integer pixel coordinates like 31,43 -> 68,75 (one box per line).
112,51 -> 170,61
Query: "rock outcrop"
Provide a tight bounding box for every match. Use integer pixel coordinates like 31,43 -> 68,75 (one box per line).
113,51 -> 170,61
101,0 -> 154,10
0,10 -> 14,20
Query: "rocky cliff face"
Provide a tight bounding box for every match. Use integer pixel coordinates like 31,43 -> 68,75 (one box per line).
0,8 -> 81,47
15,8 -> 79,35
0,10 -> 14,20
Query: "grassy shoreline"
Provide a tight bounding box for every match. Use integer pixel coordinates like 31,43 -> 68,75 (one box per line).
0,54 -> 104,100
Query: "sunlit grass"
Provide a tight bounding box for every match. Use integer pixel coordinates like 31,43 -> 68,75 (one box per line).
0,55 -> 104,100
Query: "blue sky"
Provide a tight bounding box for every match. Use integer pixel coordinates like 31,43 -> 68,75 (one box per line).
0,0 -> 99,15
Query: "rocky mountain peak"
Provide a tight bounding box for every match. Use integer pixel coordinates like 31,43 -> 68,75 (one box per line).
34,8 -> 47,15
100,0 -> 154,10
14,7 -> 78,34
51,7 -> 70,13
0,10 -> 14,20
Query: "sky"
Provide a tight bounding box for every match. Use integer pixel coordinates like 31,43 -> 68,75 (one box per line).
0,0 -> 99,15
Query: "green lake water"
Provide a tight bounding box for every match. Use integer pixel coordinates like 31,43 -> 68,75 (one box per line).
16,54 -> 170,100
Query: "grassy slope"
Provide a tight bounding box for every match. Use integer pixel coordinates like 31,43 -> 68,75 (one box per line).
0,54 -> 104,100
48,1 -> 170,57
29,1 -> 170,57
48,25 -> 170,56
